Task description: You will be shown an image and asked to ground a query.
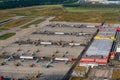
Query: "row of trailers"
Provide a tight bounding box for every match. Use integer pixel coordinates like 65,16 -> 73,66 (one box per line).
80,25 -> 117,67
15,40 -> 86,47
47,22 -> 97,28
32,31 -> 91,36
4,51 -> 73,62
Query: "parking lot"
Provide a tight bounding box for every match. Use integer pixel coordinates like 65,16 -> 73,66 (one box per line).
0,59 -> 71,80
0,22 -> 98,80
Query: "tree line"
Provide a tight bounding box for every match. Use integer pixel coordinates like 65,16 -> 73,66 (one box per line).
63,3 -> 120,8
0,0 -> 77,9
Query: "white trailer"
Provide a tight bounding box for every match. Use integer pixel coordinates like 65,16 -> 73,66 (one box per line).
40,42 -> 52,45
79,33 -> 83,35
20,56 -> 34,59
54,32 -> 64,35
55,58 -> 69,61
69,43 -> 80,46
69,43 -> 74,46
116,43 -> 120,52
79,33 -> 87,35
74,43 -> 81,46
80,62 -> 98,68
86,25 -> 95,28
116,47 -> 120,52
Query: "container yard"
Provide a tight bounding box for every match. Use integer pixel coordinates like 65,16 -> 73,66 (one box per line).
0,22 -> 98,80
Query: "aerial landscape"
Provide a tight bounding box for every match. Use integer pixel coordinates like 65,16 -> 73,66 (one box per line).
0,0 -> 120,80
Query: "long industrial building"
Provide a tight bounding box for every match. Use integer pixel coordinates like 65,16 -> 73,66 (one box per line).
80,25 -> 117,66
113,28 -> 120,61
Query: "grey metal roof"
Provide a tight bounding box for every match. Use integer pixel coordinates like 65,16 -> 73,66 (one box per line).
116,31 -> 120,40
108,0 -> 120,1
96,27 -> 116,38
84,39 -> 113,57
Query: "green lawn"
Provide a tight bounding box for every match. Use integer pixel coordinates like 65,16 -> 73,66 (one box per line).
0,17 -> 33,28
0,27 -> 9,30
111,70 -> 120,80
70,76 -> 87,80
21,19 -> 45,28
65,7 -> 120,13
0,4 -> 120,24
0,33 -> 16,40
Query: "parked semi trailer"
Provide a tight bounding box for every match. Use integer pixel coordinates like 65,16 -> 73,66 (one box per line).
20,56 -> 34,59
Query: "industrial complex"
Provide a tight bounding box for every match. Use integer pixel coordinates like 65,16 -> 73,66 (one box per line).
0,16 -> 120,80
0,19 -> 99,80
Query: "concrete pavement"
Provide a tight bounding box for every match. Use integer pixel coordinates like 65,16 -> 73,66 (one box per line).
0,16 -> 45,36
0,17 -> 55,49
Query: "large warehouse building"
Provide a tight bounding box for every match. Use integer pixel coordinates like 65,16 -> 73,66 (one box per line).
80,39 -> 113,64
80,25 -> 117,66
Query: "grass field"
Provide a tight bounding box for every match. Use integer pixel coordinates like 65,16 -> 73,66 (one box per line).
0,33 -> 16,40
111,70 -> 120,80
0,17 -> 12,21
61,7 -> 120,23
21,19 -> 45,28
0,28 -> 9,30
70,76 -> 87,80
0,5 -> 120,24
0,17 -> 33,28
65,7 -> 120,13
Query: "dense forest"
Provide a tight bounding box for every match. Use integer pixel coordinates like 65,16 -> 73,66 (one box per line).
63,3 -> 120,8
0,0 -> 77,9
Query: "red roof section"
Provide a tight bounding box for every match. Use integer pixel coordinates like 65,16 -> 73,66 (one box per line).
116,27 -> 120,31
0,76 -> 2,80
